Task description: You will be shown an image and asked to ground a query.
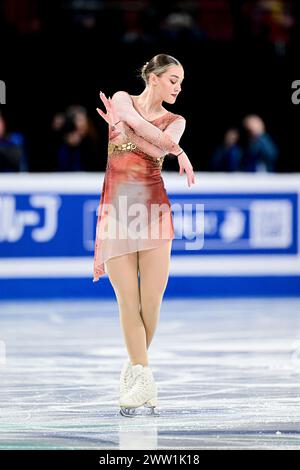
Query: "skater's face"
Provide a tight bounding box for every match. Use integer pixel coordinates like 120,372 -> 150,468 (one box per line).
151,65 -> 184,104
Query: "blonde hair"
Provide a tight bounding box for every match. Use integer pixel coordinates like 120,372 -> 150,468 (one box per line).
138,54 -> 182,86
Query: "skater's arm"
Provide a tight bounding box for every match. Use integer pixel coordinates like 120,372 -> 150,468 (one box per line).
116,116 -> 186,159
111,91 -> 184,155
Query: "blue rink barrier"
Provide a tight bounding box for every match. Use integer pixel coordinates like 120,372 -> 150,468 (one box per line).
0,172 -> 299,299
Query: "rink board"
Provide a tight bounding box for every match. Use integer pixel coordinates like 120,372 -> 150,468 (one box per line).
0,172 -> 299,299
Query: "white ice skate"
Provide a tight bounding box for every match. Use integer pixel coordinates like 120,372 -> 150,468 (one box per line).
119,360 -> 158,415
119,359 -> 132,397
119,364 -> 159,417
119,359 -> 137,416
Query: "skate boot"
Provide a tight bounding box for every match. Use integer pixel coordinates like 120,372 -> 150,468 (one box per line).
119,359 -> 132,397
119,364 -> 159,417
119,359 -> 137,416
119,360 -> 158,415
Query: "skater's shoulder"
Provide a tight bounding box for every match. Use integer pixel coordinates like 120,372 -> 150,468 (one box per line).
111,90 -> 132,102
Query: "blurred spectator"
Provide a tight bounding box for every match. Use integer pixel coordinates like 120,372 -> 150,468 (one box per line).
241,114 -> 279,172
160,9 -> 205,42
121,8 -> 150,45
54,105 -> 100,172
2,0 -> 42,34
47,111 -> 65,170
0,111 -> 27,172
211,128 -> 242,172
245,0 -> 295,55
196,0 -> 234,41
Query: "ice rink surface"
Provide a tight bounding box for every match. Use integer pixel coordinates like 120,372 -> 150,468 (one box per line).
0,298 -> 300,450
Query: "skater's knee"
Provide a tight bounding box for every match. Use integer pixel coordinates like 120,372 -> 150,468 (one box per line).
140,294 -> 163,317
140,283 -> 166,306
145,295 -> 162,309
139,271 -> 169,300
117,293 -> 140,313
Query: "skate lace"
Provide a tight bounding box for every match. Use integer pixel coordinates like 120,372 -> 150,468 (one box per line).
120,363 -> 131,387
129,372 -> 154,400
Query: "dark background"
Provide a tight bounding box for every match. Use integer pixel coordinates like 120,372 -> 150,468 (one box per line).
1,0 -> 300,172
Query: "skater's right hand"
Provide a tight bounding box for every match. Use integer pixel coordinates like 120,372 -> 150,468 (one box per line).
96,92 -> 121,127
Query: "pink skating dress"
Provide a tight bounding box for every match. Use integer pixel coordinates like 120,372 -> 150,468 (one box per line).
93,91 -> 186,282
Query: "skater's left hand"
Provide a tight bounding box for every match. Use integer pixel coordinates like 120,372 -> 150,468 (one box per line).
96,92 -> 121,128
178,153 -> 196,188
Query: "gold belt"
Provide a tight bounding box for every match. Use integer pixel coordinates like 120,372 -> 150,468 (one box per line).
107,141 -> 165,169
108,141 -> 137,156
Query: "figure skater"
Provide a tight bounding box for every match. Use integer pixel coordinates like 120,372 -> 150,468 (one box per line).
94,54 -> 195,416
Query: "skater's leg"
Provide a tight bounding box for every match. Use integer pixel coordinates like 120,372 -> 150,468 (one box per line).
105,252 -> 148,366
138,240 -> 172,348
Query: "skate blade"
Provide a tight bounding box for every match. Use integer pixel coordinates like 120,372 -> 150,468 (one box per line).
119,407 -> 137,417
144,405 -> 160,416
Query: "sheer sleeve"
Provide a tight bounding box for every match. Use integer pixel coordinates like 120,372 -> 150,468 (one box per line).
115,116 -> 186,159
111,91 -> 183,155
